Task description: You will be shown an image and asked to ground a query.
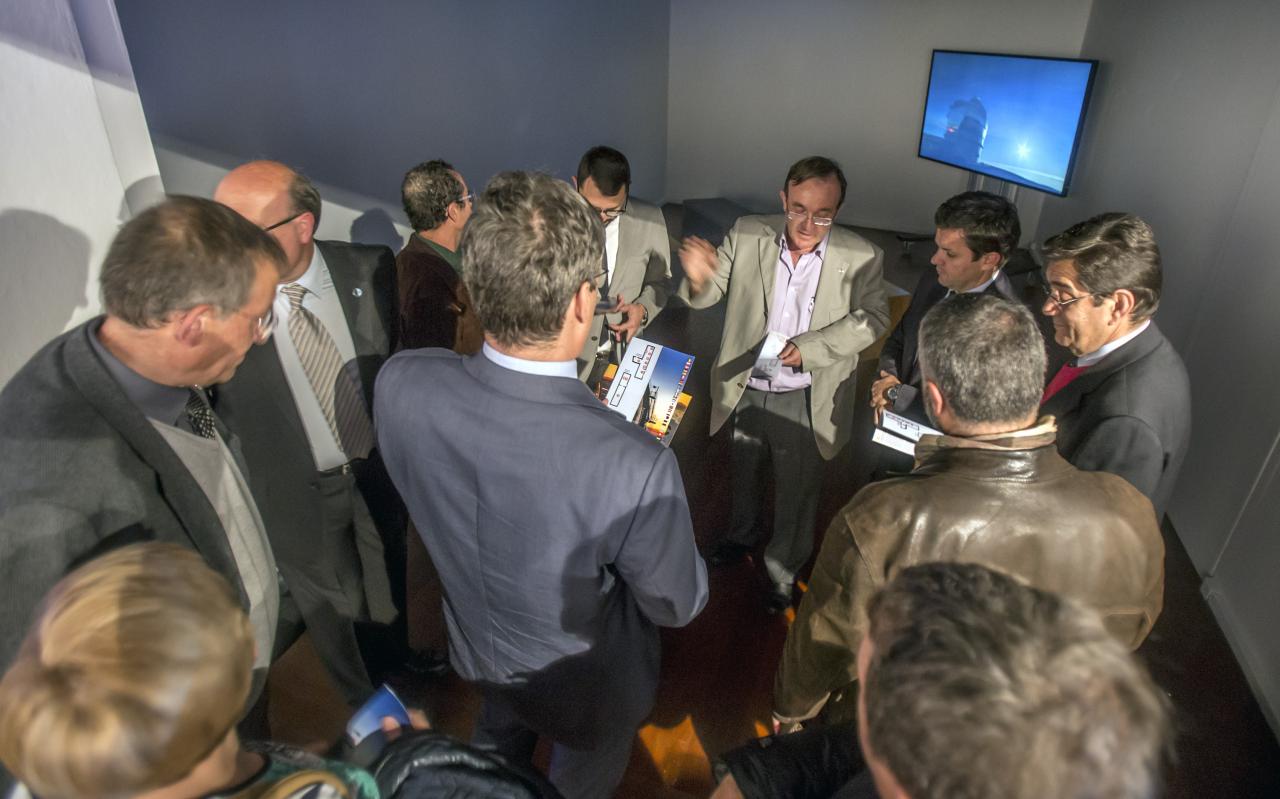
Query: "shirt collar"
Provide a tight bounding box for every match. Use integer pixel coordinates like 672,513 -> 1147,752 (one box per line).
287,245 -> 332,297
482,342 -> 578,379
1075,319 -> 1151,367
89,319 -> 189,425
418,234 -> 463,273
966,269 -> 1002,294
777,229 -> 829,262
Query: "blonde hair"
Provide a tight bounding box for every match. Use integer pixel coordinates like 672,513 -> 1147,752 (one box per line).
0,543 -> 254,799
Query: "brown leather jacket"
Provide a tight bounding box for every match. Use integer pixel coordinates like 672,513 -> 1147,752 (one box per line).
774,419 -> 1165,723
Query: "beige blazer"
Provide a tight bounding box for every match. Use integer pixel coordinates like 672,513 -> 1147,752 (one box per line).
679,215 -> 889,459
576,198 -> 672,378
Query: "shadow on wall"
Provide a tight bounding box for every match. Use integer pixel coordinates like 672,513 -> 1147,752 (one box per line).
0,209 -> 92,378
351,207 -> 404,252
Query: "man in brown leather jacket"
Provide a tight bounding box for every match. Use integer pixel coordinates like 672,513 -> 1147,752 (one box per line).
773,293 -> 1165,728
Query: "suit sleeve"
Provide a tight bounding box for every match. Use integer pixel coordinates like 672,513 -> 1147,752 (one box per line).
1069,415 -> 1166,505
372,245 -> 400,354
675,219 -> 740,310
611,448 -> 708,628
773,511 -> 881,723
877,311 -> 907,379
632,207 -> 673,329
791,246 -> 890,372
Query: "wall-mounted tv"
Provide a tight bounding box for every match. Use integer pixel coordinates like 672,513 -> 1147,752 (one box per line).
918,50 -> 1098,196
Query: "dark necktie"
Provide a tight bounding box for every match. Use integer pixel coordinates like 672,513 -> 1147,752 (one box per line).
282,283 -> 375,460
185,388 -> 218,439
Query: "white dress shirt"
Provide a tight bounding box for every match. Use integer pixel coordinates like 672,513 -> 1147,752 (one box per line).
483,342 -> 579,379
272,246 -> 362,470
604,214 -> 621,288
1076,319 -> 1151,367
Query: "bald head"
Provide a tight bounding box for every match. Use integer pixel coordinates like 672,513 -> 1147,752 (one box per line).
214,160 -> 321,280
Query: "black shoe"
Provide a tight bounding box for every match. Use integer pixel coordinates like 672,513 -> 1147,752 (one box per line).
765,582 -> 794,614
706,541 -> 751,568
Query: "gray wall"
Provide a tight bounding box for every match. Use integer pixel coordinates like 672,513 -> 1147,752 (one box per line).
1035,0 -> 1280,733
0,0 -> 162,385
115,0 -> 671,225
665,0 -> 1093,237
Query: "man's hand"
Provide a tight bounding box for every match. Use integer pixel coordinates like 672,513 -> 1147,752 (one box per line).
779,342 -> 803,369
679,236 -> 718,296
379,708 -> 430,743
870,370 -> 901,423
607,296 -> 646,344
771,713 -> 804,735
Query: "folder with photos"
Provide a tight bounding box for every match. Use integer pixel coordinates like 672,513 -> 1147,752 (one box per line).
595,337 -> 694,447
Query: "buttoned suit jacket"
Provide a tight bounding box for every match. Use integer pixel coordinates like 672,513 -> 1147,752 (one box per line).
214,240 -> 402,635
0,321 -> 249,667
374,349 -> 708,747
576,198 -> 672,378
679,215 -> 890,459
1040,322 -> 1190,518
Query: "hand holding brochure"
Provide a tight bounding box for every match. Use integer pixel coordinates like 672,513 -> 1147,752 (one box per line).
872,409 -> 942,457
596,337 -> 694,446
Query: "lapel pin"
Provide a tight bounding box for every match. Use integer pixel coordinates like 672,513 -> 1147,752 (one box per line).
352,287 -> 364,298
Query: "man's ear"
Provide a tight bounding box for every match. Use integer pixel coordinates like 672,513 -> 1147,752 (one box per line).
1110,288 -> 1137,323
172,306 -> 211,347
980,250 -> 1003,271
778,189 -> 788,209
924,380 -> 946,421
570,280 -> 595,325
297,211 -> 316,245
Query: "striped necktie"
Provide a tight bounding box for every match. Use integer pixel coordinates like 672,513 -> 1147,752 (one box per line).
282,283 -> 375,460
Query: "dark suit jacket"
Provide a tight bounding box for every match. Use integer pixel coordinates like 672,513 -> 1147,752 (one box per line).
1041,323 -> 1190,518
0,321 -> 248,666
877,268 -> 1018,421
214,240 -> 402,627
395,233 -> 482,353
374,349 -> 708,747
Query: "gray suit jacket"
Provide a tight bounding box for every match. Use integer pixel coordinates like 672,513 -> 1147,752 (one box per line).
214,240 -> 401,626
374,348 -> 708,746
1041,322 -> 1190,518
577,198 -> 672,378
678,215 -> 890,459
0,321 -> 247,666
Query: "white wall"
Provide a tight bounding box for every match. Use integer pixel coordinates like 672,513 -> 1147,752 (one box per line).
665,0 -> 1093,239
0,0 -> 161,385
1034,0 -> 1280,734
114,0 -> 672,221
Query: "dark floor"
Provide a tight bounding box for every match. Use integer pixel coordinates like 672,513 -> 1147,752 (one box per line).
269,225 -> 1280,796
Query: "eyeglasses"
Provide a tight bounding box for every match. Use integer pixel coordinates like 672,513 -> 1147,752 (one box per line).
589,269 -> 608,290
263,211 -> 304,232
457,192 -> 475,206
581,194 -> 628,221
784,210 -> 834,227
1040,284 -> 1105,309
251,306 -> 276,343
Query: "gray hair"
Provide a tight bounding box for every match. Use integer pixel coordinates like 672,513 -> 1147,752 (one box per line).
100,196 -> 286,327
402,159 -> 463,232
461,171 -> 602,347
865,562 -> 1171,799
1042,212 -> 1162,321
918,293 -> 1046,426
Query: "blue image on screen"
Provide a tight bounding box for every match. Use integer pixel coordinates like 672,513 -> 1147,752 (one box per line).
918,51 -> 1096,195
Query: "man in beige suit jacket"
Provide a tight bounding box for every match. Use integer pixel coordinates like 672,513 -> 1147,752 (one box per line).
573,146 -> 672,380
679,156 -> 889,612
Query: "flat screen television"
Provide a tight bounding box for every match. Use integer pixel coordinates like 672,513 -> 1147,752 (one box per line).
917,50 -> 1098,196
